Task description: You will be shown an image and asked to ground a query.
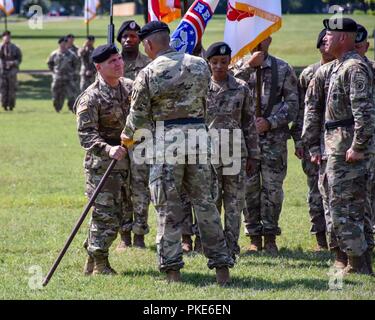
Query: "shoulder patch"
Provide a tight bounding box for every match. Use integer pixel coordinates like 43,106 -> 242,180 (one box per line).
76,94 -> 89,114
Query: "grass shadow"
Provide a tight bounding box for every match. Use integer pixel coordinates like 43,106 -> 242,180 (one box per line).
18,74 -> 51,100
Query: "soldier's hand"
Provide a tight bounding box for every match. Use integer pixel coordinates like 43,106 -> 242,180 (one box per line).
346,148 -> 364,163
256,117 -> 270,134
246,158 -> 258,176
295,147 -> 304,160
248,51 -> 265,68
109,146 -> 127,160
310,154 -> 321,165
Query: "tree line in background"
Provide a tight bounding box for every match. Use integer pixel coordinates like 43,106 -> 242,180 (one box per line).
8,0 -> 375,16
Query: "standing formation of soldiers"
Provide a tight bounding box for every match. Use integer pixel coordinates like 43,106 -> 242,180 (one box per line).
15,15 -> 362,283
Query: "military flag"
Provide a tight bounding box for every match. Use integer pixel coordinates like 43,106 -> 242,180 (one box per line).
224,0 -> 282,63
0,0 -> 14,16
148,0 -> 181,23
170,0 -> 219,54
84,0 -> 100,24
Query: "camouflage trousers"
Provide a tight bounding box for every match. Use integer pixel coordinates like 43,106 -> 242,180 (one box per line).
51,77 -> 78,112
80,75 -> 96,92
243,138 -> 287,236
179,191 -> 197,236
120,153 -> 150,235
149,161 -> 235,272
1,70 -> 17,110
326,155 -> 368,257
301,155 -> 325,234
85,168 -> 131,258
321,156 -> 374,251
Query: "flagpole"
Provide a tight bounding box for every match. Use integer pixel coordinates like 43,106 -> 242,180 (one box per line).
183,0 -> 188,15
255,44 -> 262,118
4,0 -> 7,31
85,1 -> 89,37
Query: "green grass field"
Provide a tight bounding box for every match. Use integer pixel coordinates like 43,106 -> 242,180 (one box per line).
0,14 -> 375,300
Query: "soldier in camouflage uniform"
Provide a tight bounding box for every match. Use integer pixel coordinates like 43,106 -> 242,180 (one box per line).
291,29 -> 335,251
303,18 -> 374,275
78,36 -> 96,91
74,44 -> 133,275
66,34 -> 81,95
115,20 -> 152,250
205,42 -> 259,258
121,22 -> 234,285
47,37 -> 80,112
355,25 -> 375,236
0,31 -> 22,111
232,37 -> 299,255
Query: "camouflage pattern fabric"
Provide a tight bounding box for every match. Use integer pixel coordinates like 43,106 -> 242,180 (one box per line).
0,42 -> 22,110
74,74 -> 133,258
122,51 -> 151,81
123,48 -> 234,271
233,54 -> 299,236
78,46 -> 96,91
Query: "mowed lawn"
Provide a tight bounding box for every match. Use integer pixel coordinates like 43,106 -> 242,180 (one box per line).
1,15 -> 375,300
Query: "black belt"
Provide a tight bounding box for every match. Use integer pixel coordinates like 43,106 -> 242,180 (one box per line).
105,138 -> 121,146
163,117 -> 205,126
325,117 -> 354,130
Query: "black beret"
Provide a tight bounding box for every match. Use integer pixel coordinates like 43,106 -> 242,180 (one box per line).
316,29 -> 327,49
2,30 -> 11,36
66,34 -> 75,38
91,44 -> 119,63
137,21 -> 170,41
87,35 -> 95,41
323,17 -> 357,32
58,36 -> 67,44
356,24 -> 368,43
206,42 -> 232,60
117,20 -> 141,43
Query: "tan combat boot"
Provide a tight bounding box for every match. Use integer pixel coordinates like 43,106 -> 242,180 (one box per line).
247,235 -> 262,252
83,255 -> 94,276
166,270 -> 181,283
314,232 -> 328,252
181,235 -> 193,253
332,247 -> 348,269
194,236 -> 203,254
93,256 -> 117,275
264,235 -> 279,256
216,267 -> 230,286
115,231 -> 132,253
343,254 -> 371,276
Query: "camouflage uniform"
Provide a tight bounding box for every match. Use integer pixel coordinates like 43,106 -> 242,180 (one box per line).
74,74 -> 133,259
122,48 -> 234,271
291,62 -> 326,234
303,51 -> 374,257
120,51 -> 152,237
47,49 -> 80,112
78,46 -> 96,91
0,42 -> 22,110
205,75 -> 259,256
232,54 -> 299,237
69,45 -> 81,93
122,51 -> 151,81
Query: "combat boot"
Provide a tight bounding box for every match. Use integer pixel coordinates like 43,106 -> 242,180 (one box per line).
181,235 -> 193,253
133,234 -> 146,249
343,254 -> 371,275
115,231 -> 132,252
364,249 -> 374,276
332,247 -> 348,269
194,236 -> 203,254
216,267 -> 230,286
264,235 -> 279,256
247,235 -> 262,252
166,270 -> 181,283
93,256 -> 117,275
83,255 -> 94,276
314,232 -> 328,251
